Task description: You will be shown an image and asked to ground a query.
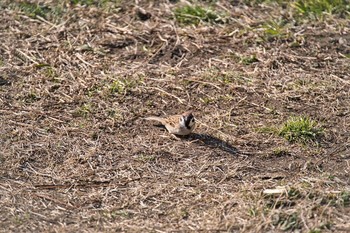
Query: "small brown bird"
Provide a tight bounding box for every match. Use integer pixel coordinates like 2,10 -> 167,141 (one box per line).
144,111 -> 196,136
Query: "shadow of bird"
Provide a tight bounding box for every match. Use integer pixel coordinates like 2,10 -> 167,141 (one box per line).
143,122 -> 239,156
186,133 -> 238,156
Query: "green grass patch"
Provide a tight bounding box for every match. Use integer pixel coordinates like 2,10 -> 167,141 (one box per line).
259,116 -> 323,144
287,187 -> 302,199
18,1 -> 51,18
86,84 -> 102,97
340,191 -> 350,206
137,154 -> 156,162
35,64 -> 59,80
243,0 -> 289,5
343,53 -> 350,58
229,52 -> 260,65
70,0 -> 122,12
202,68 -> 252,85
293,0 -> 350,19
244,0 -> 349,20
261,20 -> 290,41
71,0 -> 95,5
109,79 -> 136,95
272,147 -> 290,157
248,207 -> 258,217
279,116 -> 322,144
272,212 -> 301,231
240,55 -> 259,65
8,1 -> 65,21
200,96 -> 215,104
105,108 -> 123,122
71,0 -> 114,6
24,91 -> 40,103
308,190 -> 350,207
74,103 -> 92,118
174,5 -> 225,25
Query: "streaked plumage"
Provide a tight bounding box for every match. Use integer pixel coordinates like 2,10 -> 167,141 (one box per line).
144,111 -> 196,136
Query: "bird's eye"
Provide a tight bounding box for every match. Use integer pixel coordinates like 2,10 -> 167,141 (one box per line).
191,118 -> 195,122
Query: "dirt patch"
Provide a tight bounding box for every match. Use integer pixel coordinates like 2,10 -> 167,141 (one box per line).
1,0 -> 349,232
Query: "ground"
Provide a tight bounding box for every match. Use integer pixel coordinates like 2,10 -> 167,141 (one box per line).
0,0 -> 350,232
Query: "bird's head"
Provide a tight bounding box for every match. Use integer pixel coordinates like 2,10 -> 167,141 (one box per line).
179,111 -> 195,129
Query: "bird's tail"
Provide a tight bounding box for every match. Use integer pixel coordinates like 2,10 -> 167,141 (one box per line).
143,116 -> 165,124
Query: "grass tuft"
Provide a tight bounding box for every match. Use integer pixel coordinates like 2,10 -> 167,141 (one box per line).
174,5 -> 225,25
18,2 -> 51,18
243,0 -> 288,5
293,0 -> 350,19
340,191 -> 350,207
71,0 -> 113,7
109,79 -> 136,95
25,92 -> 40,103
70,0 -> 122,11
240,55 -> 259,65
272,147 -> 290,157
202,68 -> 251,85
261,20 -> 289,41
74,103 -> 92,118
71,0 -> 95,5
272,212 -> 301,231
279,116 -> 322,144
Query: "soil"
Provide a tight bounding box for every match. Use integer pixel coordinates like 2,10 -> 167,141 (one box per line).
0,0 -> 349,232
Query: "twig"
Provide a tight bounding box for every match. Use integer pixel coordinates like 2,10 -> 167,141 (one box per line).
17,50 -> 38,64
185,78 -> 222,90
330,74 -> 350,85
24,162 -> 56,180
75,53 -> 95,67
32,193 -> 76,210
35,15 -> 57,28
145,86 -> 185,104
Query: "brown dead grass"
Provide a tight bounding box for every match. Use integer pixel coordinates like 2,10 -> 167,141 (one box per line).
0,0 -> 349,232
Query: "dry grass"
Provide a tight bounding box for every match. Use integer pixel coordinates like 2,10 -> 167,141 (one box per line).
1,0 -> 349,232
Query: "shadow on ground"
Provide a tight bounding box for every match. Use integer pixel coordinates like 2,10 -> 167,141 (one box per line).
187,133 -> 238,156
145,123 -> 241,157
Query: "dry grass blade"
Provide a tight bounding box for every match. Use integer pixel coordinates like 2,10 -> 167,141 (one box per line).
0,0 -> 349,232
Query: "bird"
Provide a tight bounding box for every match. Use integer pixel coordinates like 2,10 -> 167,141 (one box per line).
144,111 -> 196,136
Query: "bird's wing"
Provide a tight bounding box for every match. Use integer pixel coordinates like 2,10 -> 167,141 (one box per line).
163,115 -> 180,128
144,114 -> 181,134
